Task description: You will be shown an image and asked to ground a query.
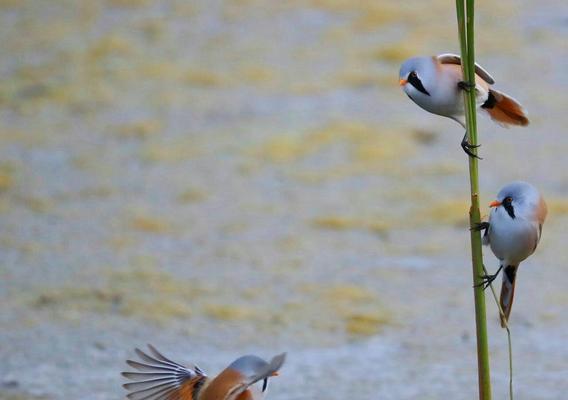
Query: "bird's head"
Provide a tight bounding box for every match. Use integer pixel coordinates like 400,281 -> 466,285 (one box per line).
399,56 -> 433,96
490,181 -> 541,220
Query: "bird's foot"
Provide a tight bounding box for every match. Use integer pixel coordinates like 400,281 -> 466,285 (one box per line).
471,222 -> 490,233
474,266 -> 503,290
461,133 -> 482,159
458,81 -> 476,92
476,272 -> 499,290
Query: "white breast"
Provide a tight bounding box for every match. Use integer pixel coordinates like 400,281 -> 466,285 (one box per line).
488,207 -> 539,266
403,65 -> 489,127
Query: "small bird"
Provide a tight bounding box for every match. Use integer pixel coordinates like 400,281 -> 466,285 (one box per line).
475,181 -> 547,327
399,54 -> 529,158
122,345 -> 286,400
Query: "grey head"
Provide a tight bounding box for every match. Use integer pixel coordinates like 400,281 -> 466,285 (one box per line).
495,181 -> 541,220
228,353 -> 286,392
399,56 -> 436,97
229,355 -> 270,377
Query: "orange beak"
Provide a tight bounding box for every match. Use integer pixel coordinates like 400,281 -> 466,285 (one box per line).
489,200 -> 501,208
399,79 -> 407,86
271,372 -> 279,377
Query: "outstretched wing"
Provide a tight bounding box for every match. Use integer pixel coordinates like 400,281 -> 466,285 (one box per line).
122,344 -> 207,400
226,353 -> 286,400
436,53 -> 495,84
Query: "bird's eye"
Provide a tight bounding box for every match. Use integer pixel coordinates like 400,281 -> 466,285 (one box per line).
505,197 -> 513,203
409,71 -> 417,78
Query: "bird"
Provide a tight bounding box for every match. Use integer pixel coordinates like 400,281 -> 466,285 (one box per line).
399,53 -> 529,158
474,181 -> 547,327
122,344 -> 286,400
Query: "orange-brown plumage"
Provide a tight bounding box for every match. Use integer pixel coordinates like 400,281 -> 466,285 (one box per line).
485,89 -> 529,127
199,369 -> 245,400
122,345 -> 285,400
536,196 -> 548,226
236,391 -> 255,400
177,377 -> 207,400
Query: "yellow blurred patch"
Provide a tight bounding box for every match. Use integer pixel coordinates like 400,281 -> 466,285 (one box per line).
111,120 -> 162,138
178,188 -> 208,204
184,69 -> 225,87
0,0 -> 21,8
546,198 -> 568,216
326,284 -> 376,303
312,216 -> 390,236
345,312 -> 390,336
31,265 -> 205,324
239,65 -> 276,85
0,391 -> 49,400
130,214 -> 173,234
374,45 -> 418,63
106,0 -> 150,8
140,139 -> 200,163
250,121 -> 416,179
0,170 -> 13,192
293,284 -> 393,337
205,304 -> 258,321
87,34 -> 136,61
414,198 -> 470,227
20,196 -> 54,214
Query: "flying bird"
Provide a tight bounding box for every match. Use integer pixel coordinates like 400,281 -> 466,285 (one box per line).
399,54 -> 529,158
475,181 -> 547,327
122,344 -> 286,400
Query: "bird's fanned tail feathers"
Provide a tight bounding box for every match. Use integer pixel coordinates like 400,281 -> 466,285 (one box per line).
499,265 -> 518,328
482,89 -> 529,127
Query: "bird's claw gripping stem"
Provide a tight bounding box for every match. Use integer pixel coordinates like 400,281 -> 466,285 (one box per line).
458,81 -> 476,92
471,222 -> 490,233
474,265 -> 503,290
461,132 -> 482,159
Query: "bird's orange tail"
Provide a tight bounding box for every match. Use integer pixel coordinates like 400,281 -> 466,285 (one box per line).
482,89 -> 529,127
499,265 -> 518,328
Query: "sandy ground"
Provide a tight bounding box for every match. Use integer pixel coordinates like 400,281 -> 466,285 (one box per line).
1,1 -> 567,399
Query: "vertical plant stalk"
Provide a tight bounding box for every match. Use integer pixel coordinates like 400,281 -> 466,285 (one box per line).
455,1 -> 492,399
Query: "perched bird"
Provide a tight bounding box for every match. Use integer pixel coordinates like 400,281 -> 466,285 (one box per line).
122,345 -> 286,400
475,181 -> 547,327
399,53 -> 529,158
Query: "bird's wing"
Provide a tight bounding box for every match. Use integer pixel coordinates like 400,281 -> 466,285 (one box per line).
225,353 -> 286,400
482,225 -> 490,246
122,344 -> 208,400
436,53 -> 496,84
473,221 -> 490,245
531,197 -> 547,249
530,222 -> 543,253
537,196 -> 548,227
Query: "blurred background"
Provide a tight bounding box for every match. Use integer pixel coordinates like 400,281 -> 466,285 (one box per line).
1,0 -> 567,399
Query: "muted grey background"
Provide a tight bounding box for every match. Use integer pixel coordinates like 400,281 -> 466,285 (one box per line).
1,0 -> 567,399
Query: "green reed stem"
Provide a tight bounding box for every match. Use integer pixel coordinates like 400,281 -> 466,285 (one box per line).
455,1 -> 492,399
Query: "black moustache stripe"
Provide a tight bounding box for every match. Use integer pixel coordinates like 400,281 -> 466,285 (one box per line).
503,202 -> 515,219
408,74 -> 430,96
